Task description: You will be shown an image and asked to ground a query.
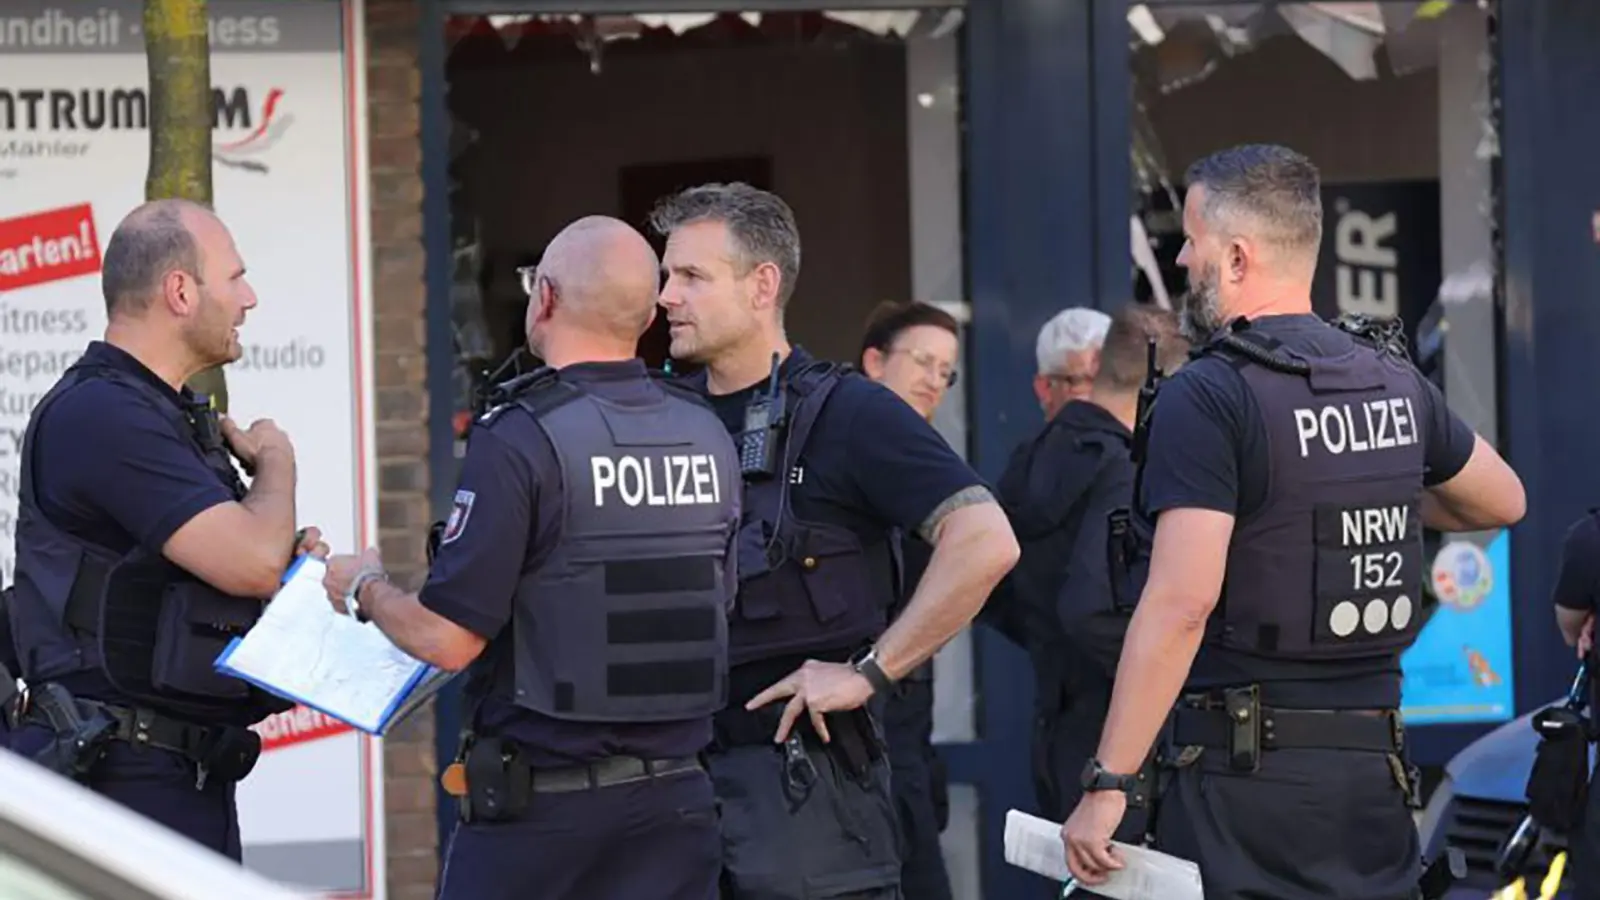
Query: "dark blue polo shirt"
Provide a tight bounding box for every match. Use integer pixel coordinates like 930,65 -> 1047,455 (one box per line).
420,359 -> 729,767
1138,314 -> 1476,708
692,347 -> 987,705
1553,511 -> 1600,614
29,340 -> 236,701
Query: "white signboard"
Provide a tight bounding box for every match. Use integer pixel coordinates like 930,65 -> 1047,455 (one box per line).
0,2 -> 383,896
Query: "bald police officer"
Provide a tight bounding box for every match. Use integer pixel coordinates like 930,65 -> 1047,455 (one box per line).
322,216 -> 740,900
652,183 -> 1019,899
5,199 -> 325,858
1062,145 -> 1527,899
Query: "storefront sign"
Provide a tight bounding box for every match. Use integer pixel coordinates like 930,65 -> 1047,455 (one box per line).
0,1 -> 381,895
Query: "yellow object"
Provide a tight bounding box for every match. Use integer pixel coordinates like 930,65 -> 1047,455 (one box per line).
1538,851 -> 1567,900
1490,876 -> 1526,900
1415,0 -> 1455,20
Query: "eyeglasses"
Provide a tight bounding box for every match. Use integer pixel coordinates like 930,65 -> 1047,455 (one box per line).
516,265 -> 543,298
1043,372 -> 1092,390
888,347 -> 959,387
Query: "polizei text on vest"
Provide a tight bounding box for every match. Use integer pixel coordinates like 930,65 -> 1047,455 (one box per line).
591,454 -> 723,508
1293,397 -> 1418,458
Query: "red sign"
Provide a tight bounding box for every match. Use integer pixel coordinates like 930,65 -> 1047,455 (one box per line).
253,706 -> 353,752
0,204 -> 102,293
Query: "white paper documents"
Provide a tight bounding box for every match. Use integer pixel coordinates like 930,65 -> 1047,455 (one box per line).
214,556 -> 441,735
1003,809 -> 1204,900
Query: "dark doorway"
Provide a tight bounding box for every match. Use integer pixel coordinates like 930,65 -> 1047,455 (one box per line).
618,155 -> 775,374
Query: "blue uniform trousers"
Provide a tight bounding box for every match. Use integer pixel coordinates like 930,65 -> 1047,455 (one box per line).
1566,758 -> 1600,899
10,723 -> 241,859
882,678 -> 953,900
437,766 -> 720,900
710,739 -> 902,899
1153,747 -> 1419,900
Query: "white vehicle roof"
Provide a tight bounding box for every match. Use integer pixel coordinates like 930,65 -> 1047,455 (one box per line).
0,747 -> 315,900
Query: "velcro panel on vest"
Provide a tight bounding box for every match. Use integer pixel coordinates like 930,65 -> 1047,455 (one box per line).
593,557 -> 721,705
520,391 -> 735,723
1219,343 -> 1428,662
1308,501 -> 1423,648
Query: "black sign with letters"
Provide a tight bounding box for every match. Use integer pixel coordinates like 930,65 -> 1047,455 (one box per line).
1311,180 -> 1442,359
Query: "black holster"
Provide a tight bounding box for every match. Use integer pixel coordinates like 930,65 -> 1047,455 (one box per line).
458,734 -> 531,824
21,683 -> 118,780
827,706 -> 884,780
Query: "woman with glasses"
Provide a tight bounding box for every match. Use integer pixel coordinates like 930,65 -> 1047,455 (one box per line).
857,300 -> 963,900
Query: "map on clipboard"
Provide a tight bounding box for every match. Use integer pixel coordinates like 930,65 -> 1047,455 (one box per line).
214,556 -> 454,735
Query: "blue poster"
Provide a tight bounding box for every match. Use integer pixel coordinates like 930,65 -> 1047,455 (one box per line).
1399,531 -> 1516,725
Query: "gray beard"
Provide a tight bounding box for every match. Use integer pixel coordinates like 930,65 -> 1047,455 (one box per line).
1180,284 -> 1225,344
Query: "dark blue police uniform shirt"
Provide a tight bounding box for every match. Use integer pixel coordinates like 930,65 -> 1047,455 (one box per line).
31,341 -> 236,700
1139,314 -> 1476,708
1552,511 -> 1600,614
696,346 -> 986,706
419,360 -> 732,767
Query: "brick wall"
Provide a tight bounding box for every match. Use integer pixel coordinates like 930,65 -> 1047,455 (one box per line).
365,0 -> 439,897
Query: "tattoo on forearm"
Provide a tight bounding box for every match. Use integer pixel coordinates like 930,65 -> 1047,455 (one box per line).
917,485 -> 996,544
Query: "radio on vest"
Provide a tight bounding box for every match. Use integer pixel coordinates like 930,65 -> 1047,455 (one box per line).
740,352 -> 786,479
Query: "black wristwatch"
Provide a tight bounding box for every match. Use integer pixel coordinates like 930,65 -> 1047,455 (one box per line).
849,646 -> 895,696
1080,758 -> 1140,795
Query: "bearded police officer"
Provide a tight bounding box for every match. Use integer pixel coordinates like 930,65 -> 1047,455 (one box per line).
1061,145 -> 1527,899
651,183 -> 1019,899
322,216 -> 740,900
5,199 -> 325,858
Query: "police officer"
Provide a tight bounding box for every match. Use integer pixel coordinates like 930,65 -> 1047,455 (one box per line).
1060,144 -> 1527,899
857,300 -> 964,900
5,199 -> 325,858
650,182 -> 1020,899
322,215 -> 739,900
987,305 -> 1188,852
1552,509 -> 1600,898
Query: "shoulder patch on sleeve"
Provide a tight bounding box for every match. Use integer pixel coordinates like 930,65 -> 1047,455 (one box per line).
440,489 -> 476,545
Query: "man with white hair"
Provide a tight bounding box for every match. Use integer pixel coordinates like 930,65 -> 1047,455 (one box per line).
1034,307 -> 1112,419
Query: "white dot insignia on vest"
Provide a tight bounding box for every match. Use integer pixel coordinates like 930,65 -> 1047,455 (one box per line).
1330,601 -> 1360,637
1328,596 -> 1414,640
1362,598 -> 1390,634
1390,595 -> 1413,630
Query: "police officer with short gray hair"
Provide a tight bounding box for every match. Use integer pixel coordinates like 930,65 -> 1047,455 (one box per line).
1061,145 -> 1527,899
652,183 -> 1020,900
322,216 -> 740,900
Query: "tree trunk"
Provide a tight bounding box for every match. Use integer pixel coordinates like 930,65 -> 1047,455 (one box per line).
144,0 -> 229,412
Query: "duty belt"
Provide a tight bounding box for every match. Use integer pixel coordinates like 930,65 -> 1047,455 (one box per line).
1173,704 -> 1402,752
1171,685 -> 1403,775
16,691 -> 261,788
448,734 -> 704,823
525,754 -> 701,793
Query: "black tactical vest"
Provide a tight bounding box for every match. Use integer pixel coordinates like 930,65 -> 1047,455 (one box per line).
725,361 -> 897,665
1198,328 -> 1429,662
7,361 -> 292,727
501,373 -> 740,723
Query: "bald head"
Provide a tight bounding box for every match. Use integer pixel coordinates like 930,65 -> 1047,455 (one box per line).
101,199 -> 219,317
536,216 -> 659,340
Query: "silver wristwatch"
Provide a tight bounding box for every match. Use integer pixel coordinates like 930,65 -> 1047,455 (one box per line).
346,566 -> 388,623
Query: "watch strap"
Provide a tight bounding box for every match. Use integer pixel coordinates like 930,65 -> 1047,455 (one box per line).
851,648 -> 894,695
1080,758 -> 1140,794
